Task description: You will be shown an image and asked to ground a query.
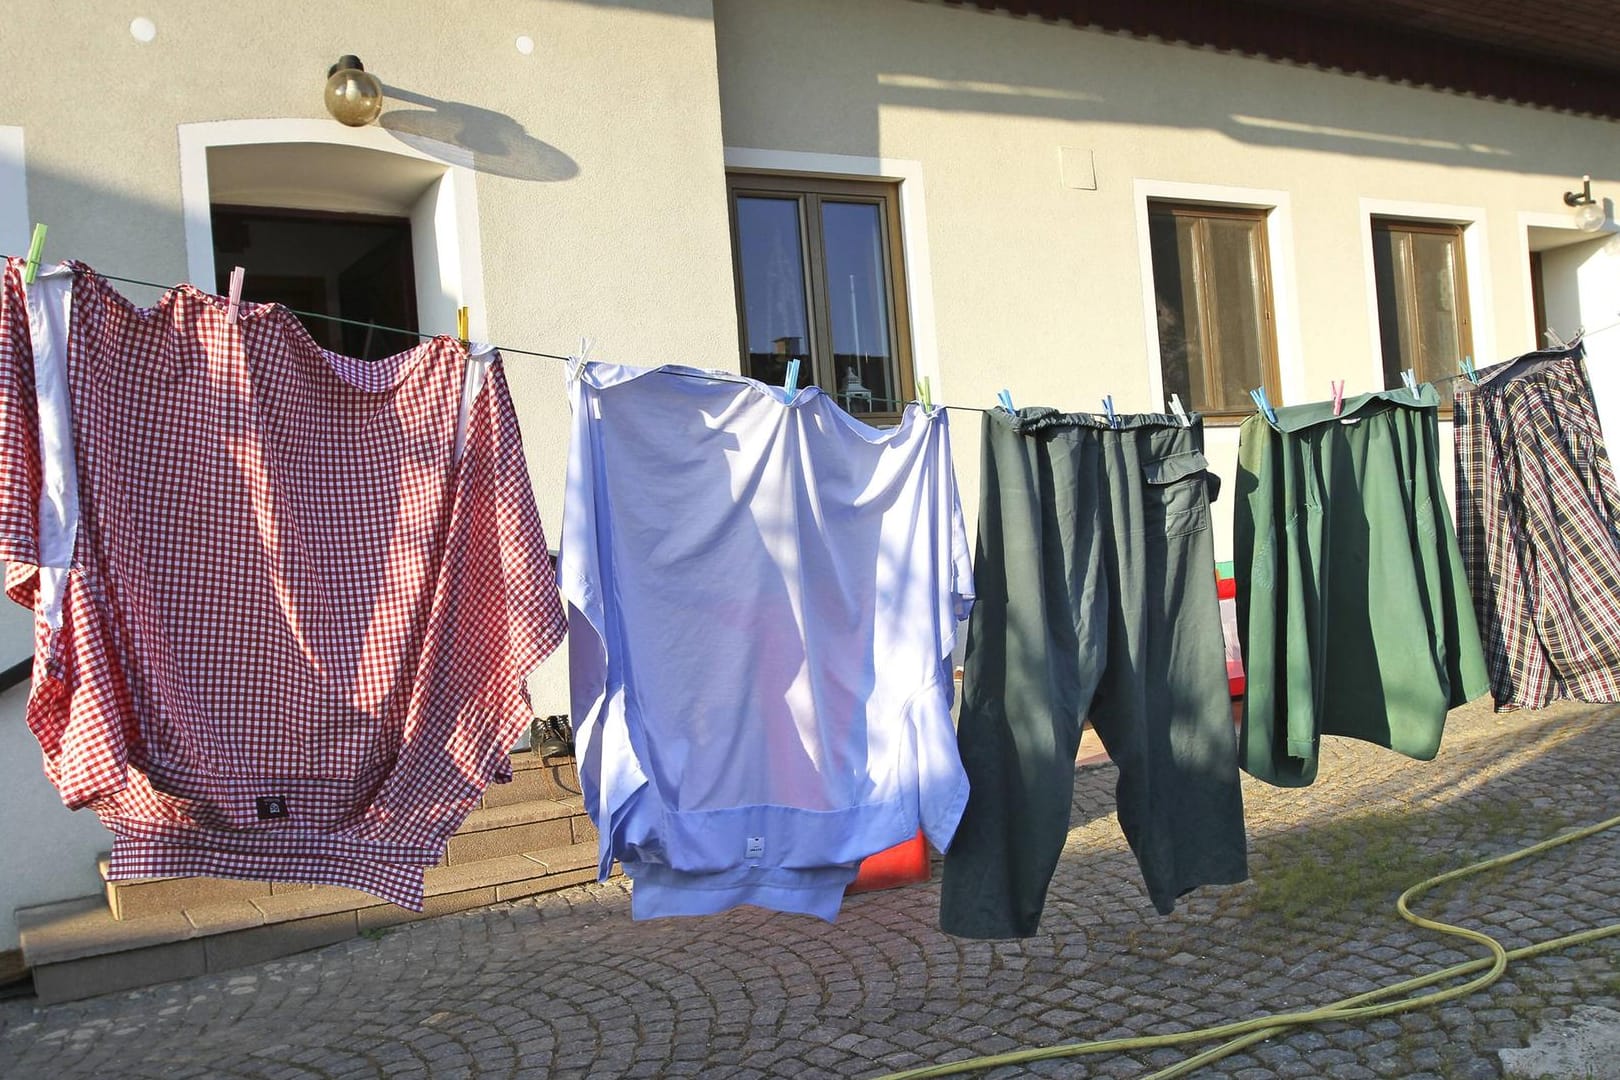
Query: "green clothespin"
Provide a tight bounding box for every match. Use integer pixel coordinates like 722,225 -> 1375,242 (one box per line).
22,224 -> 46,285
919,376 -> 931,409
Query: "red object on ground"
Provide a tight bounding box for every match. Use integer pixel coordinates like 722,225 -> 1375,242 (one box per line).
1216,572 -> 1246,698
847,830 -> 930,893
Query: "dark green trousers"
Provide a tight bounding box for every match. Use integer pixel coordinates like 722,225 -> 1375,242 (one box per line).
940,409 -> 1248,938
1235,386 -> 1489,787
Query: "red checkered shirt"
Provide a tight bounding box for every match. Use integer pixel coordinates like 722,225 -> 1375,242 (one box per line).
0,259 -> 566,908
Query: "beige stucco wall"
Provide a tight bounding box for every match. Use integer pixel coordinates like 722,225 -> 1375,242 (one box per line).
713,0 -> 1620,549
0,0 -> 739,950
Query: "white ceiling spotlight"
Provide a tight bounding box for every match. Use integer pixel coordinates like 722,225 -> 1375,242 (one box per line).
515,35 -> 535,56
129,17 -> 156,43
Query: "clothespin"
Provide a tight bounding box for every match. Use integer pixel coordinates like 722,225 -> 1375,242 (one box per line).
1400,368 -> 1418,393
1102,395 -> 1118,428
1249,387 -> 1278,425
783,358 -> 801,402
456,306 -> 470,346
997,389 -> 1015,412
1459,356 -> 1477,382
1546,328 -> 1566,348
226,266 -> 245,324
22,224 -> 46,285
565,336 -> 594,385
1330,379 -> 1345,417
919,376 -> 932,409
1168,393 -> 1190,427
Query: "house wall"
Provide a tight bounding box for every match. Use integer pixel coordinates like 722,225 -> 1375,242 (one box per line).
3,0 -> 1620,949
0,0 -> 739,950
712,0 -> 1620,548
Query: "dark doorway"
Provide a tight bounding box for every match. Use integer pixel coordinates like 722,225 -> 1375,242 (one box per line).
211,206 -> 420,361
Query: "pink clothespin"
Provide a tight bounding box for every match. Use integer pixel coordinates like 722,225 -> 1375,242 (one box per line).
1331,379 -> 1345,417
226,266 -> 246,324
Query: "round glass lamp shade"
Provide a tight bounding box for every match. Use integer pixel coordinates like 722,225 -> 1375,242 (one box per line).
325,58 -> 383,127
1575,200 -> 1607,233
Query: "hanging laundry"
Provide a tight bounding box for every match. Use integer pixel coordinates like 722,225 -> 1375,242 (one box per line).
1455,343 -> 1620,709
1236,386 -> 1488,787
939,407 -> 1248,938
0,259 -> 566,909
560,363 -> 973,921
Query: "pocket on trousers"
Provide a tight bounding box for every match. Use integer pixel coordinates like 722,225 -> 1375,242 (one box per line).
1142,450 -> 1211,538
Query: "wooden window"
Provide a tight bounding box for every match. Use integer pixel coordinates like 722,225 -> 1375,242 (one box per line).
211,205 -> 419,362
1148,202 -> 1279,420
727,174 -> 914,419
1371,218 -> 1472,408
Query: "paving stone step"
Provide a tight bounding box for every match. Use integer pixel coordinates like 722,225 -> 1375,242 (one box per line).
99,754 -> 587,921
22,841 -> 606,1005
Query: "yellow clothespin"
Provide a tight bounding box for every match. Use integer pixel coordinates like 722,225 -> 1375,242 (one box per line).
919,376 -> 932,409
456,306 -> 470,346
22,224 -> 47,285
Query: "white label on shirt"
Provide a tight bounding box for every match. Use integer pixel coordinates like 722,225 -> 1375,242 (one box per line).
745,836 -> 765,860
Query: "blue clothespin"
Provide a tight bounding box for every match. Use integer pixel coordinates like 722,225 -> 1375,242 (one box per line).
22,224 -> 46,285
997,389 -> 1015,412
783,358 -> 801,402
1460,355 -> 1477,381
1249,387 -> 1278,425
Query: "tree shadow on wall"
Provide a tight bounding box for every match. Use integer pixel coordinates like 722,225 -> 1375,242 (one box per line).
379,87 -> 580,183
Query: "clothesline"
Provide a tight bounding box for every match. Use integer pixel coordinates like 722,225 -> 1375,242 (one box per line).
21,261 -> 1620,420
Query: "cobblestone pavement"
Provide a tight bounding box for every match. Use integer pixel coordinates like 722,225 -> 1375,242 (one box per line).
2,698 -> 1617,1079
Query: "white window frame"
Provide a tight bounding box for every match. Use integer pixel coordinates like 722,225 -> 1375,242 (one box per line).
1133,179 -> 1303,413
722,147 -> 940,398
0,127 -> 26,259
1359,198 -> 1494,396
177,119 -> 487,341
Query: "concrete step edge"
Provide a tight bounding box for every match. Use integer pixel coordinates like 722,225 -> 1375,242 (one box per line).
24,840 -> 603,968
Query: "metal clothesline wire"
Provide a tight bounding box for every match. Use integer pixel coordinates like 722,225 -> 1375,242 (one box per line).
27,263 -> 1620,419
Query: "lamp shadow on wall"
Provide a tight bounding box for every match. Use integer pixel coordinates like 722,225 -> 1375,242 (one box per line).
379,86 -> 579,183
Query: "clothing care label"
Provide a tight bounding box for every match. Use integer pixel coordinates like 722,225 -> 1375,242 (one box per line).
745,836 -> 765,860
255,796 -> 290,820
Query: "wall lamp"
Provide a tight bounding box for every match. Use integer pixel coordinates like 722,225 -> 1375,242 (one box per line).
1564,175 -> 1606,233
325,55 -> 384,127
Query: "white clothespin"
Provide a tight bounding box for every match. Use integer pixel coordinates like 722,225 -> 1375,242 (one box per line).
1545,328 -> 1566,348
226,266 -> 246,324
567,335 -> 594,384
1168,393 -> 1190,427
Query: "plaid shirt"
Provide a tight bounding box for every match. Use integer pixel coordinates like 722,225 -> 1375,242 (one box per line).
1454,344 -> 1620,710
0,259 -> 566,908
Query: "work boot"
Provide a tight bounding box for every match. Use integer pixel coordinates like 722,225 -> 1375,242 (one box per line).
535,714 -> 574,758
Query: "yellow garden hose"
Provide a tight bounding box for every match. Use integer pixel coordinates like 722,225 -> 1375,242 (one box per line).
873,813 -> 1620,1080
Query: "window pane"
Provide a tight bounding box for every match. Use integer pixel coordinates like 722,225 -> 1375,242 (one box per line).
1371,227 -> 1408,389
735,196 -> 811,385
1149,211 -> 1204,410
1372,223 -> 1468,408
1202,217 -> 1269,413
1409,231 -> 1464,387
821,201 -> 893,414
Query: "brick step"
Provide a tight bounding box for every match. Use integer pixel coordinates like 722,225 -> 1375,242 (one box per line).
102,752 -> 590,921
20,840 -> 608,1005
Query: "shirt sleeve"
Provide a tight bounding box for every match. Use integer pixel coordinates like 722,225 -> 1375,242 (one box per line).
0,257 -> 42,605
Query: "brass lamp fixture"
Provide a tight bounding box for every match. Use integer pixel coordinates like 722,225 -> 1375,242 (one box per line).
1564,175 -> 1606,233
324,55 -> 384,127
